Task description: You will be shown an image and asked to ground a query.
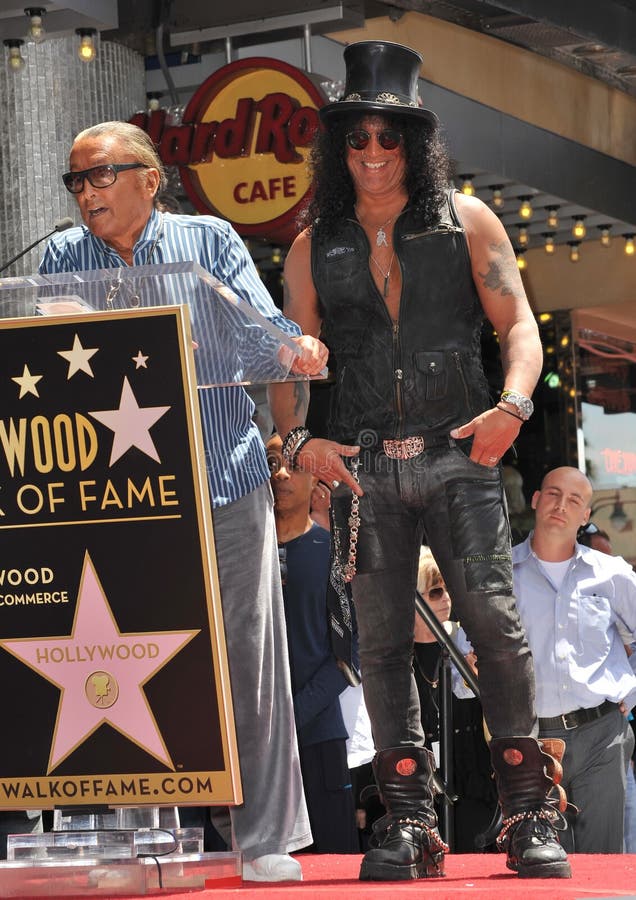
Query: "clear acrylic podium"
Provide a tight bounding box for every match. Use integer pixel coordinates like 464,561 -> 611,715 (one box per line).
0,263 -> 313,895
0,260 -> 305,387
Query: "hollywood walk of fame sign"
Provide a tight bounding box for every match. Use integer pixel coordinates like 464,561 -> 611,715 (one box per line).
0,304 -> 242,810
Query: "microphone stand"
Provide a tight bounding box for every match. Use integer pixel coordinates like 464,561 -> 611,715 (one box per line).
0,222 -> 72,274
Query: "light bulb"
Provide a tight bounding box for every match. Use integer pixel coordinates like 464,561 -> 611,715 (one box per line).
568,241 -> 581,262
491,186 -> 504,210
76,29 -> 97,63
546,207 -> 559,229
459,175 -> 475,196
516,250 -> 527,271
625,235 -> 635,256
4,39 -> 25,72
572,216 -> 587,239
599,226 -> 611,248
518,226 -> 529,247
518,196 -> 533,219
543,233 -> 556,255
25,7 -> 46,44
146,92 -> 162,112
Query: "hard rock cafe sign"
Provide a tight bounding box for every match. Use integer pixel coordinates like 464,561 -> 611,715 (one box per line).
131,57 -> 326,245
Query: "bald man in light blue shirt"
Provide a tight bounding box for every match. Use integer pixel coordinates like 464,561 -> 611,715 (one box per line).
513,466 -> 636,853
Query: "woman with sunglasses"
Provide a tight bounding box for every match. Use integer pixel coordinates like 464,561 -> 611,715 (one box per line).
276,40 -> 570,882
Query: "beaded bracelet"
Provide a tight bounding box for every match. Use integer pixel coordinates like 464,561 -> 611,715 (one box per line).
496,403 -> 525,423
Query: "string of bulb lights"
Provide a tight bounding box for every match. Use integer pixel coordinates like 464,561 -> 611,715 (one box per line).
3,8 -> 98,70
457,175 -> 635,269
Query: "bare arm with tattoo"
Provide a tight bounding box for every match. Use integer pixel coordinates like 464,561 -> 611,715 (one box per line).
267,228 -> 362,493
449,193 -> 543,466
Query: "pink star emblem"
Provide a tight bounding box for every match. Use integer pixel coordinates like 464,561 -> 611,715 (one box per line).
89,377 -> 170,466
1,552 -> 198,772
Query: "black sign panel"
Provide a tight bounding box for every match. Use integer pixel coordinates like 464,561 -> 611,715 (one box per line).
0,307 -> 240,809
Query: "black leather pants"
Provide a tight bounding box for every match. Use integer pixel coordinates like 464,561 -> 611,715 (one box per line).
331,443 -> 538,749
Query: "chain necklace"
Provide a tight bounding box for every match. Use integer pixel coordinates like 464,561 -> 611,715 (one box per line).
105,213 -> 164,309
355,207 -> 400,248
369,251 -> 396,298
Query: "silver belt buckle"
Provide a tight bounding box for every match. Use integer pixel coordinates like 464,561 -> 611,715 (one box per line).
383,436 -> 425,460
561,712 -> 577,730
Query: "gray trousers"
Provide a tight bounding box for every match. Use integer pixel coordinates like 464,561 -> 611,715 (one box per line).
209,481 -> 312,861
540,707 -> 634,853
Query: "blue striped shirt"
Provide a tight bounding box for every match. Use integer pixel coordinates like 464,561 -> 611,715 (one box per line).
39,208 -> 301,507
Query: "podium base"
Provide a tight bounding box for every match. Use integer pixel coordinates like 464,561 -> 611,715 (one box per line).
0,850 -> 242,896
2,815 -> 241,896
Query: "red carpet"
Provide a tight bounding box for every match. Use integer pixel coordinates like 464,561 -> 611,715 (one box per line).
199,853 -> 636,900
112,853 -> 636,899
15,854 -> 635,898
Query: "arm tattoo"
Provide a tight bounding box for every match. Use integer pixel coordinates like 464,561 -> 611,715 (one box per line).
293,381 -> 309,418
477,241 -> 524,298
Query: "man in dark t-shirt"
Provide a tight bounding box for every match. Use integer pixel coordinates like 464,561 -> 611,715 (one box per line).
268,433 -> 359,853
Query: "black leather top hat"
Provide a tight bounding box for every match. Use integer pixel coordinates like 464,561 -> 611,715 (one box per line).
320,40 -> 437,126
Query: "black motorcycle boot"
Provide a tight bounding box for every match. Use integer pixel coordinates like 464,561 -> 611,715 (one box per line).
359,746 -> 448,881
490,736 -> 572,878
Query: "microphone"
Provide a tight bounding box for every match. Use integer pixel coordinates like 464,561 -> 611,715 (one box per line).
0,217 -> 75,275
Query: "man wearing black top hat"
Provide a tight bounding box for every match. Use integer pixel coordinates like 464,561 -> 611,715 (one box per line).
271,40 -> 571,881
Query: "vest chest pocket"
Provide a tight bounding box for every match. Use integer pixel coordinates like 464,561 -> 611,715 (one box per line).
414,351 -> 447,400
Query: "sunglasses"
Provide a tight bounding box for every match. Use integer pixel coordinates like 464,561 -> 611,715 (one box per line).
62,163 -> 148,194
578,522 -> 599,537
427,586 -> 447,601
345,129 -> 403,151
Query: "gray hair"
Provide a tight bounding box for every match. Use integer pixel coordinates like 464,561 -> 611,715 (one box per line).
73,121 -> 167,195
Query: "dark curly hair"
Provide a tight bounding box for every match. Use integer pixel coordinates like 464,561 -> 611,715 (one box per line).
300,111 -> 450,239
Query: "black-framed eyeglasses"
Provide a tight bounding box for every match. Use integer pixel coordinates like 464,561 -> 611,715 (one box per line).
345,129 -> 403,151
62,163 -> 148,194
427,586 -> 447,601
577,522 -> 600,538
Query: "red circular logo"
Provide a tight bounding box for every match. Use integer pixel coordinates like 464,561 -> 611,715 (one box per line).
175,57 -> 325,243
503,748 -> 524,766
396,758 -> 418,776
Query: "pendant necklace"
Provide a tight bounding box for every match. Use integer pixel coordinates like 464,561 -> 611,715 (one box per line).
355,207 -> 400,248
107,213 -> 165,309
369,251 -> 396,298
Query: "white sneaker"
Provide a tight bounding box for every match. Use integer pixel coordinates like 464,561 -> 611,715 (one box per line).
242,854 -> 303,882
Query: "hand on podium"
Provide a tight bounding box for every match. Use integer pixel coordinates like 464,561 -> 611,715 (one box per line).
289,334 -> 329,375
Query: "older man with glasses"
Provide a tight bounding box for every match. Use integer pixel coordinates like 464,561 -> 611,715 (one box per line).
38,120 -> 331,883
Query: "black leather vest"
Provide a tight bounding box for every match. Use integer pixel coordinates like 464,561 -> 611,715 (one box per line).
311,191 -> 492,445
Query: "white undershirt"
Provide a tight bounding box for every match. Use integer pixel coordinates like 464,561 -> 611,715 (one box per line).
537,557 -> 573,591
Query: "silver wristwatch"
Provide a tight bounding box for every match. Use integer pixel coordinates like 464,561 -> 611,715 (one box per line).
500,389 -> 534,421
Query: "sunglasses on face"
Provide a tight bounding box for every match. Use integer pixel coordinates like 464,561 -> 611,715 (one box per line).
427,585 -> 447,601
345,129 -> 403,151
62,162 -> 148,194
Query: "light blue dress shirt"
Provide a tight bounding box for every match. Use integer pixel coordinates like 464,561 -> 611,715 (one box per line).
512,534 -> 636,718
39,208 -> 301,507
